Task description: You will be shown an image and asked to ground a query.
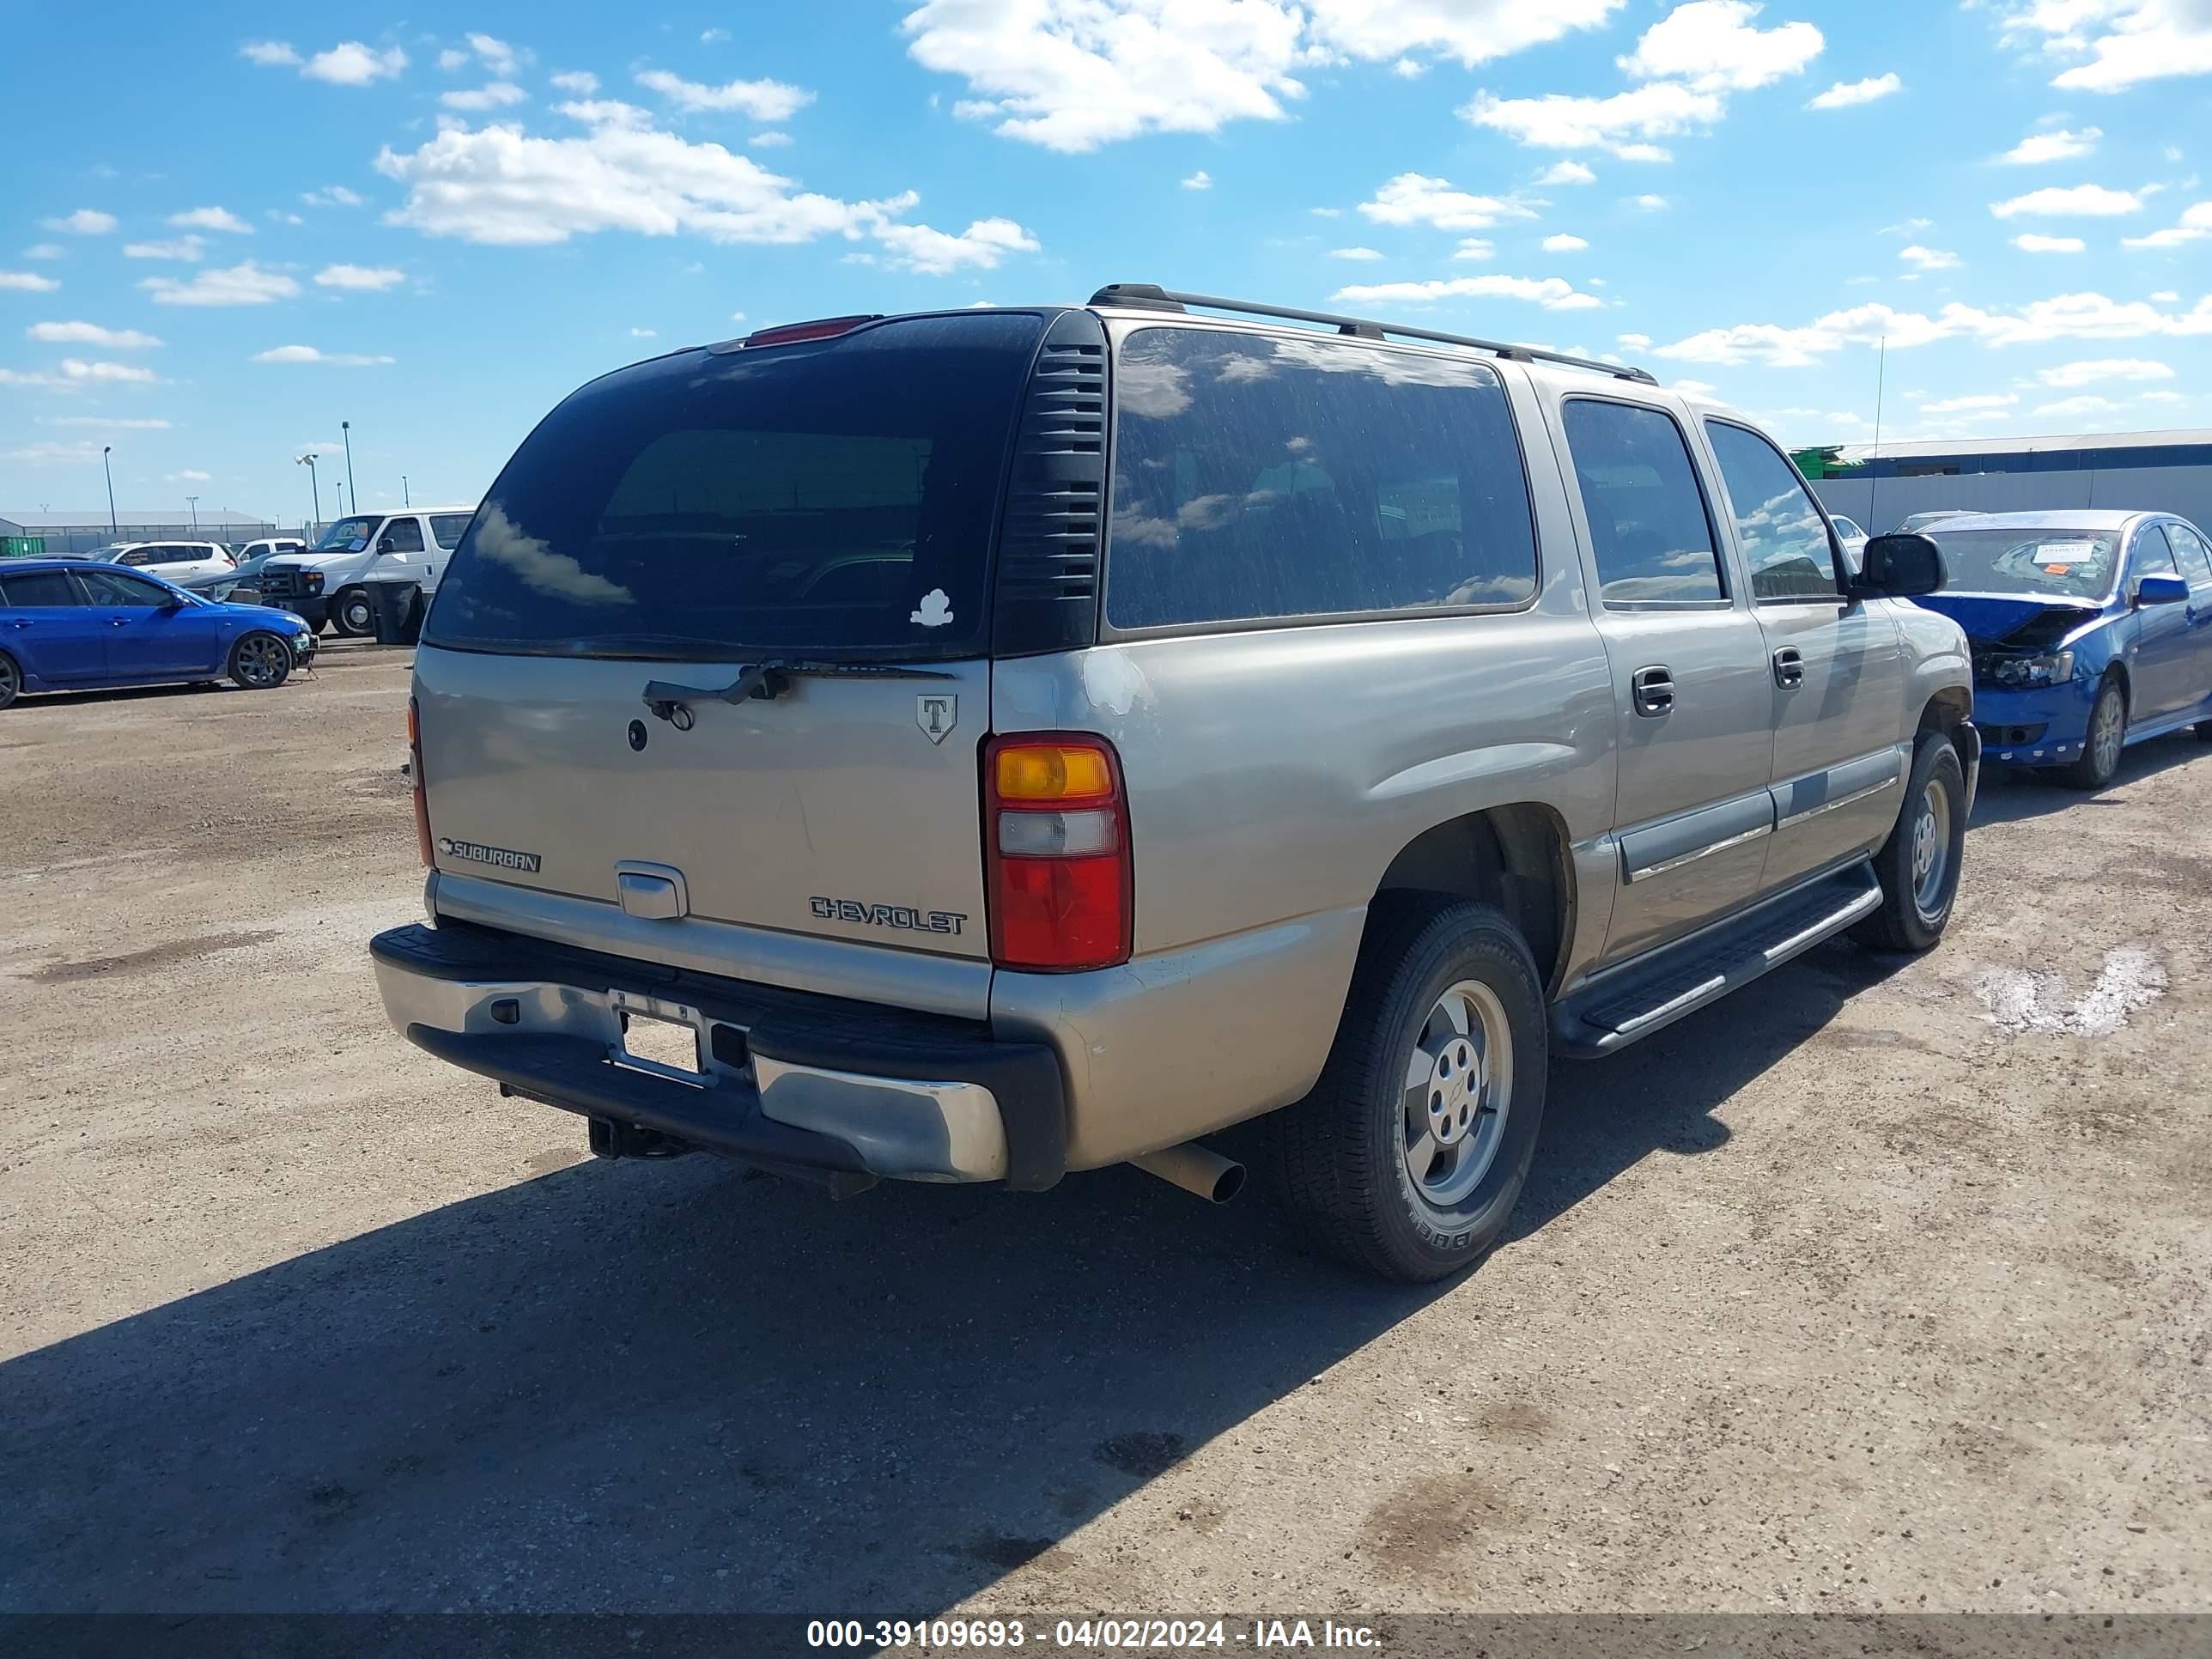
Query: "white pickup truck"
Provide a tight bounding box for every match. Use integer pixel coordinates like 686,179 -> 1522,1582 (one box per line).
255,505 -> 478,635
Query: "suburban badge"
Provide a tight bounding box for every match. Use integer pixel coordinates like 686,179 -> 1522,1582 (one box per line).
437,837 -> 544,873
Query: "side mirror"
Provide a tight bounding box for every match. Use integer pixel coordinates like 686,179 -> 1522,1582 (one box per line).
377,536 -> 398,555
1853,532 -> 1945,599
159,592 -> 186,610
2136,573 -> 2191,607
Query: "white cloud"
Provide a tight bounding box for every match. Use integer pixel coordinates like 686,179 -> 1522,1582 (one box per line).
751,131 -> 795,148
58,358 -> 158,383
1358,173 -> 1537,231
1537,160 -> 1597,185
1652,289 -> 2212,366
2140,389 -> 2185,403
40,416 -> 172,428
1631,192 -> 1668,210
2151,290 -> 2179,301
0,270 -> 60,292
302,42 -> 408,86
550,70 -> 599,94
1464,82 -> 1722,158
1989,183 -> 2144,217
251,344 -> 395,365
1899,244 -> 1960,270
314,264 -> 407,290
2005,0 -> 2212,93
168,205 -> 253,234
1331,273 -> 1606,311
1618,331 -> 1653,349
22,244 -> 64,260
438,47 -> 470,71
2000,125 -> 2100,164
5,440 -> 106,465
1919,392 -> 2016,413
1182,170 -> 1213,190
629,326 -> 658,337
1453,238 -> 1495,259
1329,246 -> 1384,259
899,0 -> 1623,151
1310,206 -> 1343,217
1808,71 -> 1900,108
874,216 -> 1040,273
375,109 -> 926,248
122,236 -> 205,261
26,321 -> 161,348
1618,1 -> 1823,93
301,185 -> 366,208
702,27 -> 731,44
140,262 -> 301,307
1542,233 -> 1589,252
2038,357 -> 2173,386
168,469 -> 213,481
466,32 -> 522,77
443,82 -> 526,112
2120,200 -> 2212,247
2013,232 -> 2086,252
2034,394 -> 2122,416
240,40 -> 300,66
43,209 -> 116,235
635,69 -> 814,120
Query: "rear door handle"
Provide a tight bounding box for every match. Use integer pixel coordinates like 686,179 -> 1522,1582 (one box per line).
1631,665 -> 1674,718
1772,647 -> 1805,690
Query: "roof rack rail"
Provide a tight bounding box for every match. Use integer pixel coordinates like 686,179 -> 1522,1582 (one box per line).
1085,283 -> 1658,386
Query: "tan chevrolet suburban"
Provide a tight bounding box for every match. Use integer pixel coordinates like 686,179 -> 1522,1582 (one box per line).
372,284 -> 1977,1283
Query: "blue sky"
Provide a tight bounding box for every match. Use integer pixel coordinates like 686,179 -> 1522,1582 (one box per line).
3,0 -> 2208,523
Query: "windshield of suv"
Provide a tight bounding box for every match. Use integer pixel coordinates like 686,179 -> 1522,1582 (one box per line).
1923,527 -> 2119,599
313,516 -> 377,553
422,312 -> 1045,661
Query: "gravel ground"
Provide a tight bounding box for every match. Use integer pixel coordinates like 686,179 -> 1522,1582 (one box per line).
1,642 -> 2206,1619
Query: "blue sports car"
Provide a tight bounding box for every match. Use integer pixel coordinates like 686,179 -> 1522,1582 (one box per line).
1910,511 -> 2212,789
0,557 -> 316,711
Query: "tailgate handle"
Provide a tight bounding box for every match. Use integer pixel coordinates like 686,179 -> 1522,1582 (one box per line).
643,659 -> 959,726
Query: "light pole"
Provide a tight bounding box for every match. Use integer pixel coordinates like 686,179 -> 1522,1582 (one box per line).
342,420 -> 356,507
102,446 -> 117,534
295,452 -> 320,528
186,495 -> 199,532
401,473 -> 409,506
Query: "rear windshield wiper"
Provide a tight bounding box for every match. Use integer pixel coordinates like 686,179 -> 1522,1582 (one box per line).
643,658 -> 957,724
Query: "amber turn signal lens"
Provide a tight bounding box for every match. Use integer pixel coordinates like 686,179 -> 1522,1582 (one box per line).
994,744 -> 1114,803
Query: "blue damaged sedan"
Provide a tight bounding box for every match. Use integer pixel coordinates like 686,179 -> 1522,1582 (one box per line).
1910,511 -> 2212,789
0,558 -> 315,711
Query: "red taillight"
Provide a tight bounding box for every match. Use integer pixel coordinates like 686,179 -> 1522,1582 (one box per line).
408,696 -> 433,868
985,735 -> 1132,972
741,313 -> 881,349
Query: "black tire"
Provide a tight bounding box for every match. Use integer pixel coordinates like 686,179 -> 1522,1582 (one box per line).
1855,730 -> 1967,954
331,587 -> 374,637
0,649 -> 21,710
2057,675 -> 2126,790
2194,720 -> 2212,743
228,631 -> 293,691
1268,898 -> 1548,1284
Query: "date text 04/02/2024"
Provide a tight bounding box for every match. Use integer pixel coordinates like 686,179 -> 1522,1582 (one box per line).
805,1619 -> 1382,1650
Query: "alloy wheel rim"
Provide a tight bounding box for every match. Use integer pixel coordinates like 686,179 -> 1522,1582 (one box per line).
0,658 -> 16,699
239,636 -> 283,686
1401,978 -> 1513,1207
1911,777 -> 1950,919
2093,690 -> 2124,775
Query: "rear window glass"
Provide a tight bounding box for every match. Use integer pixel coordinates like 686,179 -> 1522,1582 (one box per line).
424,313 -> 1045,659
2,570 -> 78,607
1104,327 -> 1536,630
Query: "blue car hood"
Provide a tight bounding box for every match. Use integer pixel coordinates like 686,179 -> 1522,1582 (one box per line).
210,599 -> 307,626
1911,592 -> 2107,643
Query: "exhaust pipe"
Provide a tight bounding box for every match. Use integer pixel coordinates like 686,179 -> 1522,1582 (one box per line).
1130,1141 -> 1246,1204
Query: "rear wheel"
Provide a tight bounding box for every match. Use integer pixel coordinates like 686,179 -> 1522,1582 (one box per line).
1269,899 -> 1547,1284
229,631 -> 292,690
1856,729 -> 1967,953
332,587 -> 374,637
2057,676 -> 2126,791
0,650 -> 21,710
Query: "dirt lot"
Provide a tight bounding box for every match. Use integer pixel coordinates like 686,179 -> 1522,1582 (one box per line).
2,641 -> 2207,1619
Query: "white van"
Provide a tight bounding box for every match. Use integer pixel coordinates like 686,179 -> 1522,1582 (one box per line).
255,507 -> 477,635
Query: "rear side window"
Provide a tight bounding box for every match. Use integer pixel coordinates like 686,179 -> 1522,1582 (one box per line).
1104,327 -> 1536,630
2166,521 -> 2212,581
428,514 -> 472,548
1561,400 -> 1726,606
1,571 -> 79,606
1703,420 -> 1839,601
382,517 -> 425,553
77,570 -> 167,606
426,312 -> 1046,659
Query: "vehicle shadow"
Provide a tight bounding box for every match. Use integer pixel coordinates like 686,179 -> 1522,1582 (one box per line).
9,681 -> 223,713
0,945 -> 1899,1617
1970,732 -> 2205,827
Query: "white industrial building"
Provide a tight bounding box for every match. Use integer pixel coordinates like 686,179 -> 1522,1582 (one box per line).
1808,428 -> 2212,536
0,508 -> 300,558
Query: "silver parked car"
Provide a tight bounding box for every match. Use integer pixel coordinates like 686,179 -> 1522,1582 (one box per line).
372,285 -> 1978,1283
